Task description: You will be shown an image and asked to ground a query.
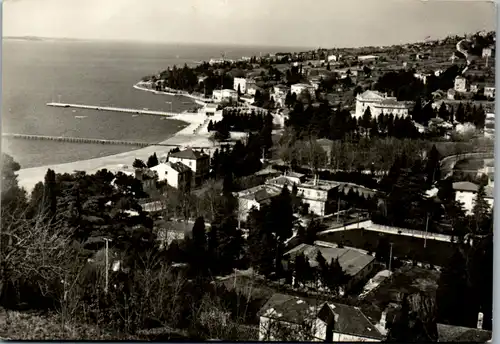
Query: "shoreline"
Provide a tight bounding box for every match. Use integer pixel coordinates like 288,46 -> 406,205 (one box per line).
16,84 -> 214,194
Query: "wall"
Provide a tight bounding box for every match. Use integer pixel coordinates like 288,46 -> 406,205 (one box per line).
333,332 -> 381,342
237,198 -> 260,222
165,165 -> 180,189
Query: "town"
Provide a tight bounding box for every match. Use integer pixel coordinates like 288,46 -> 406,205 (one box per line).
1,31 -> 495,342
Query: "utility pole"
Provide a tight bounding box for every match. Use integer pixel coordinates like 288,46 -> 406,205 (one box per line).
103,238 -> 112,294
424,212 -> 430,248
336,194 -> 341,224
388,243 -> 393,271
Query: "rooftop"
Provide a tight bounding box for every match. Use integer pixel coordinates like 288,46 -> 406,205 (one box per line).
258,293 -> 384,340
452,181 -> 494,198
235,184 -> 281,203
169,147 -> 209,160
167,161 -> 191,173
437,323 -> 491,342
284,243 -> 375,276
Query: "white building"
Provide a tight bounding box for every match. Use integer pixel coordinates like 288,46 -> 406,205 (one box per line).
484,86 -> 495,99
357,55 -> 379,63
414,72 -> 431,84
212,89 -> 239,103
291,83 -> 316,100
150,161 -> 192,190
168,148 -> 210,187
265,175 -> 339,216
327,54 -> 338,62
258,293 -> 386,342
233,77 -> 247,94
453,181 -> 494,215
354,90 -> 410,119
454,76 -> 467,93
482,47 -> 492,58
233,185 -> 282,222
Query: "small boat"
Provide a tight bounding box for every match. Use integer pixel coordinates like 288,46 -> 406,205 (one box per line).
75,115 -> 87,119
72,110 -> 76,113
132,115 -> 139,117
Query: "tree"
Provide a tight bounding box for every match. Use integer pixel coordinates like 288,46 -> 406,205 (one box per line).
424,145 -> 441,186
1,153 -> 27,219
43,169 -> 58,222
132,159 -> 147,169
471,183 -> 491,234
455,103 -> 466,123
246,207 -> 277,276
361,107 -> 372,136
147,153 -> 159,168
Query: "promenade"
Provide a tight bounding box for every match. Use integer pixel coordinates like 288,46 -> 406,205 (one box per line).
16,111 -> 214,194
47,102 -> 178,117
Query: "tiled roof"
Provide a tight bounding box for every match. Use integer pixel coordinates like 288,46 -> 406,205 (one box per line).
258,293 -> 384,340
437,324 -> 491,342
359,90 -> 385,100
169,147 -> 208,160
236,185 -> 281,203
168,161 -> 191,173
284,244 -> 374,276
453,181 -> 479,192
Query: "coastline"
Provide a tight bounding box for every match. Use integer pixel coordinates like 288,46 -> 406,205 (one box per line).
16,84 -> 213,194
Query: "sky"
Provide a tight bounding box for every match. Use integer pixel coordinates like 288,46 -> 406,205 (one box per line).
2,0 -> 496,48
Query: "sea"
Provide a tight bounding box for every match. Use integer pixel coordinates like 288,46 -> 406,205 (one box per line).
2,39 -> 304,169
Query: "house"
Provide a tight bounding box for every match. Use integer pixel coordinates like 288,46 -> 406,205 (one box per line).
212,89 -> 238,103
265,175 -> 339,216
470,84 -> 479,93
452,181 -> 494,215
482,47 -> 493,58
155,220 -> 196,250
413,72 -> 431,84
447,88 -> 456,100
150,161 -> 192,191
203,103 -> 218,116
258,293 -> 386,342
354,90 -> 410,119
273,84 -> 290,97
168,148 -> 210,187
437,315 -> 491,343
327,54 -> 338,62
283,244 -> 375,293
357,55 -> 379,63
233,77 -> 247,94
233,184 -> 282,222
135,168 -> 157,191
291,83 -> 316,100
454,76 -> 467,93
484,86 -> 495,99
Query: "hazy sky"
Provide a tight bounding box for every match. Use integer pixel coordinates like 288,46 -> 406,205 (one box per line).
3,0 -> 496,48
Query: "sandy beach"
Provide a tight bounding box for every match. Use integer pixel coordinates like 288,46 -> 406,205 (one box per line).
16,104 -> 215,194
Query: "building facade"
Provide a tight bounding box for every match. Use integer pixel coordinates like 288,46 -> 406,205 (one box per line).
168,148 -> 210,187
484,86 -> 496,99
212,89 -> 239,103
354,90 -> 410,119
233,77 -> 247,94
291,83 -> 316,100
454,76 -> 467,93
150,161 -> 192,191
453,181 -> 494,215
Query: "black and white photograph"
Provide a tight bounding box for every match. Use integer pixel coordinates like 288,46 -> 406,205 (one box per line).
0,0 -> 496,341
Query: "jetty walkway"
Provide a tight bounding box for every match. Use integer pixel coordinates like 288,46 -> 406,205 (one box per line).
46,102 -> 186,117
2,133 -> 211,149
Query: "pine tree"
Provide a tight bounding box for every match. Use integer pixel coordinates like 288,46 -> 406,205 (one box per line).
455,103 -> 466,123
438,102 -> 449,121
132,158 -> 147,169
424,145 -> 441,186
471,183 -> 491,234
147,152 -> 159,168
43,168 -> 58,222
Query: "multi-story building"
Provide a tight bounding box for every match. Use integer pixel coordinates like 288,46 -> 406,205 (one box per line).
212,89 -> 238,103
354,90 -> 410,119
265,174 -> 339,216
454,76 -> 467,93
453,181 -> 494,215
150,161 -> 192,191
168,148 -> 210,187
233,77 -> 247,94
291,83 -> 316,100
233,184 -> 282,222
484,86 -> 496,99
258,293 -> 386,342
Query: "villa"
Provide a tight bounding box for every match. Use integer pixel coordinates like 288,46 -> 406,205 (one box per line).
354,90 -> 410,118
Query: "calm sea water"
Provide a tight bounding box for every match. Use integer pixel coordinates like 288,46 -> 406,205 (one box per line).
2,39 -> 298,168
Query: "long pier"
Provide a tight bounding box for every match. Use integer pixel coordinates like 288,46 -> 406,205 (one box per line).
46,102 -> 179,117
2,133 -> 211,149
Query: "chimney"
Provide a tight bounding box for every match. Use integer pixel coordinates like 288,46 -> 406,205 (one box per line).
380,311 -> 387,329
477,312 -> 484,330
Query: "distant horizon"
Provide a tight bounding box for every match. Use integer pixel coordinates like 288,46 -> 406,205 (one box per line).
4,0 -> 495,50
3,29 -> 490,52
